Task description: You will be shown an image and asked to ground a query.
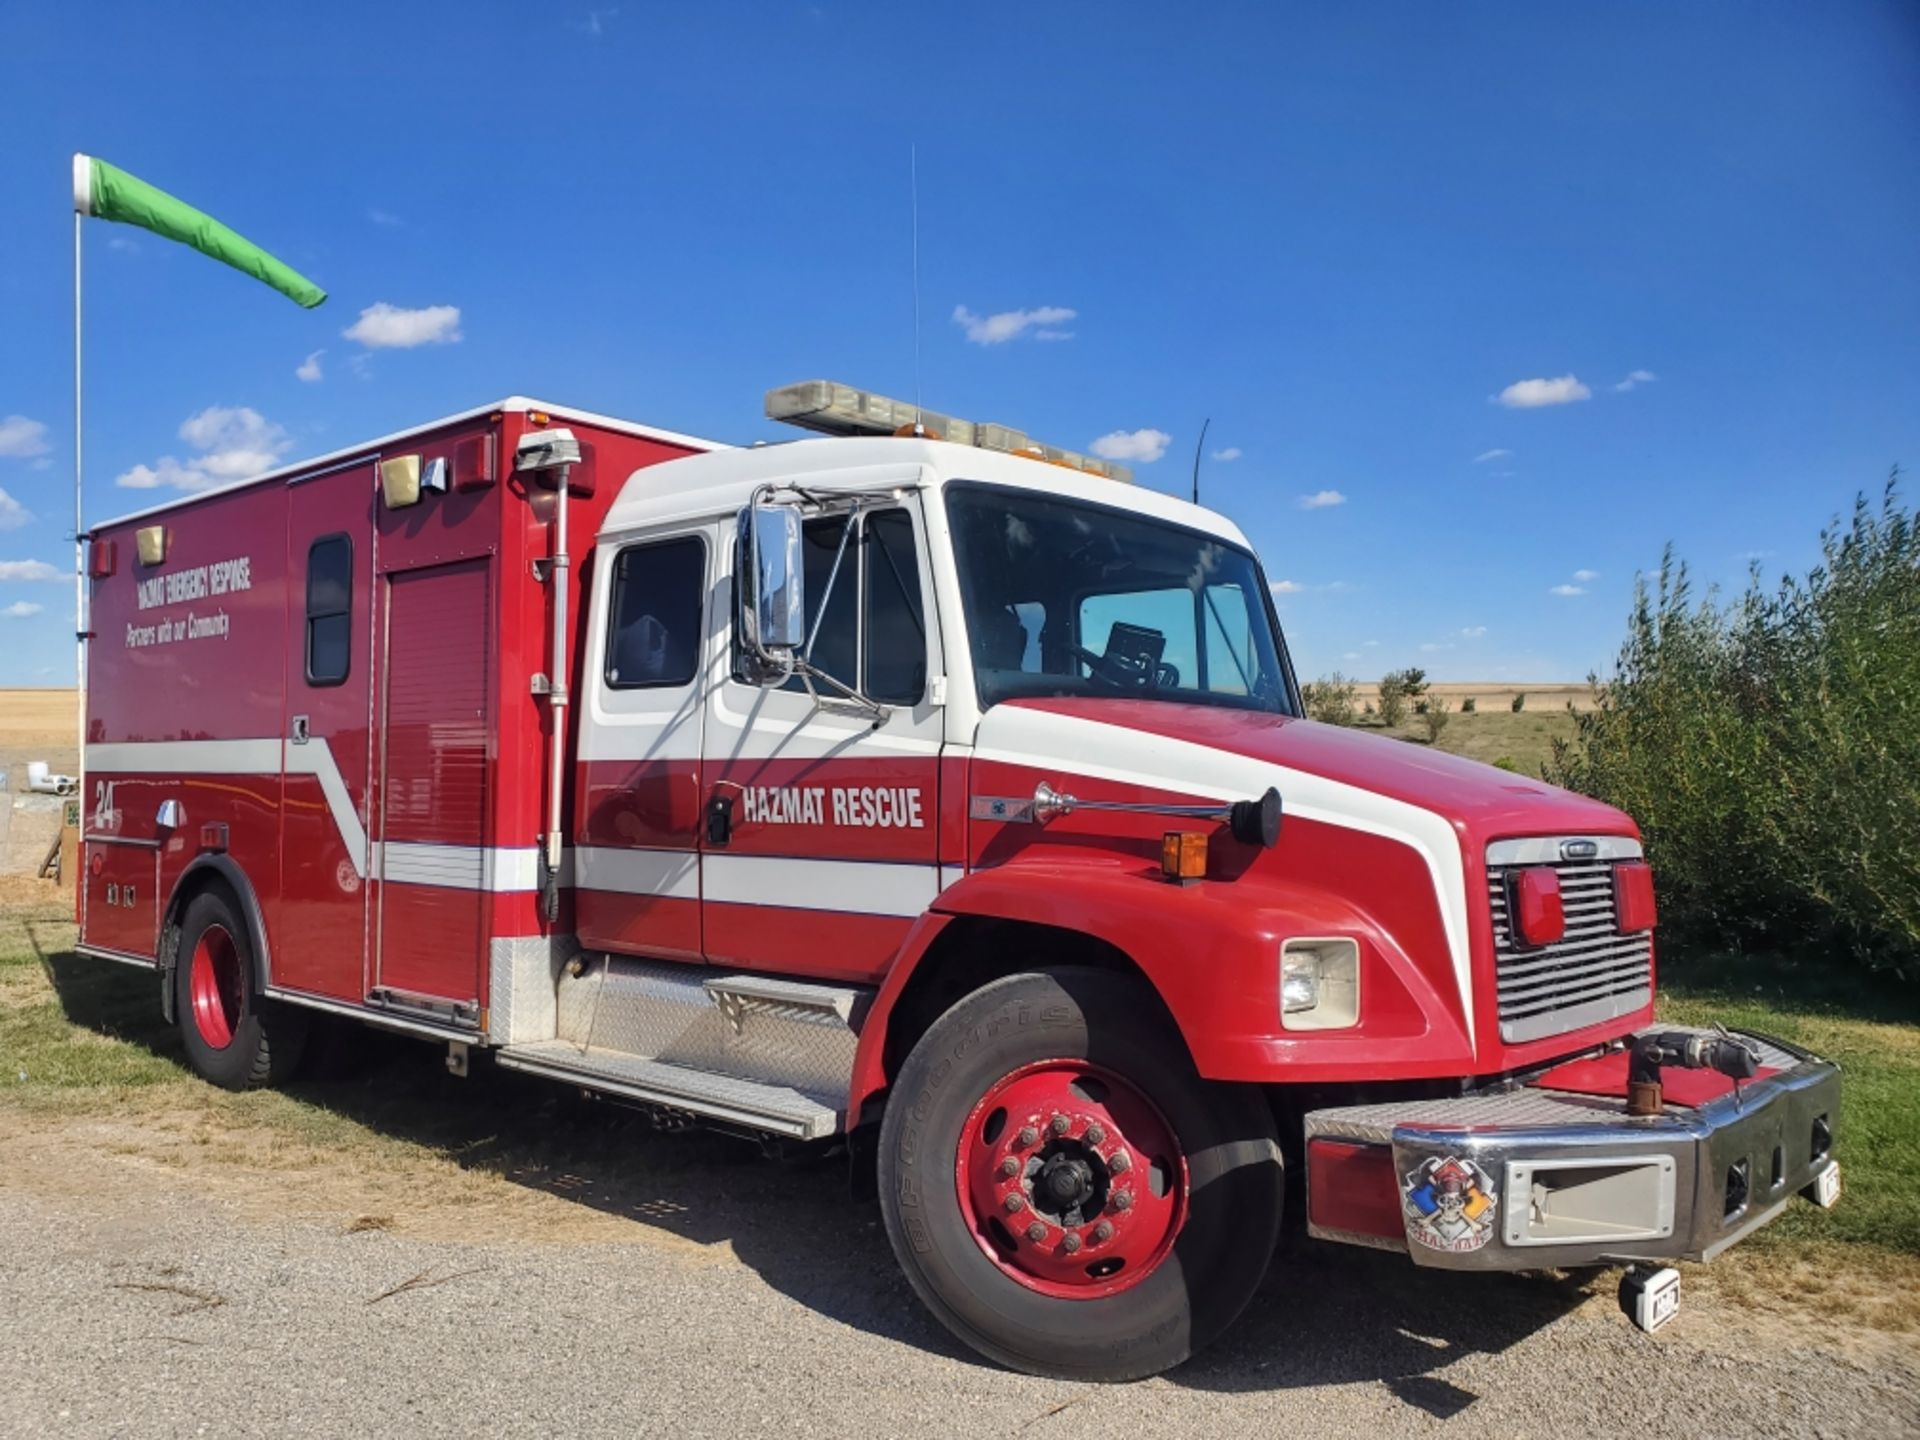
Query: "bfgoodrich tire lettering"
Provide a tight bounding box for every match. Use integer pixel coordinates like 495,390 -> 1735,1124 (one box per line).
173,890 -> 307,1091
877,969 -> 1283,1381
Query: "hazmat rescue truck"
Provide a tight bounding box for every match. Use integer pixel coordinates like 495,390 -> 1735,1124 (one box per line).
75,383 -> 1843,1380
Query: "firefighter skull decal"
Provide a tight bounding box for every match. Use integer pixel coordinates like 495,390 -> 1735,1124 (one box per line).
1403,1154 -> 1498,1253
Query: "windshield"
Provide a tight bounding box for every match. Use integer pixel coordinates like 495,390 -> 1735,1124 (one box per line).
945,483 -> 1295,715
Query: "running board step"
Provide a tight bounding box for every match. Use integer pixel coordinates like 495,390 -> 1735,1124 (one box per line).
539,956 -> 872,1139
496,1042 -> 841,1140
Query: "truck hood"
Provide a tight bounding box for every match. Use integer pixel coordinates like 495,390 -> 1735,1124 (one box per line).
988,697 -> 1633,840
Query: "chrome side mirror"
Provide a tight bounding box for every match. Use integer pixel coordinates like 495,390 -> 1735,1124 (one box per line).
748,502 -> 805,653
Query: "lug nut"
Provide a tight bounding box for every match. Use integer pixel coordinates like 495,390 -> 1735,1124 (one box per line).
1049,1113 -> 1071,1136
1093,1222 -> 1114,1242
1026,1221 -> 1048,1242
1062,1232 -> 1083,1254
1112,1189 -> 1134,1212
1108,1151 -> 1131,1174
1017,1126 -> 1039,1148
1004,1193 -> 1026,1214
1000,1156 -> 1020,1178
1084,1122 -> 1106,1145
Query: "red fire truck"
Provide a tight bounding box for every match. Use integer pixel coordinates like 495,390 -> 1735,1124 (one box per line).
76,384 -> 1841,1379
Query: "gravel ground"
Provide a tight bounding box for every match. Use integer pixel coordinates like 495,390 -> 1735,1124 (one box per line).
2,1138 -> 1916,1440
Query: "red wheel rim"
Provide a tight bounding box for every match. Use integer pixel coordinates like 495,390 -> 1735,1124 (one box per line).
188,924 -> 243,1050
955,1059 -> 1188,1299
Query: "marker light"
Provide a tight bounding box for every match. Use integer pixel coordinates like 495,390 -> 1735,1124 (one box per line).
1508,867 -> 1565,948
1614,860 -> 1658,934
765,379 -> 1135,483
1160,830 -> 1207,882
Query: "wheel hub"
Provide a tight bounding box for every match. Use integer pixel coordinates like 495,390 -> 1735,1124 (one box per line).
956,1059 -> 1188,1300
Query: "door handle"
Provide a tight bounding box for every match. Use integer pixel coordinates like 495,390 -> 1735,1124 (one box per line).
706,793 -> 734,846
290,715 -> 310,745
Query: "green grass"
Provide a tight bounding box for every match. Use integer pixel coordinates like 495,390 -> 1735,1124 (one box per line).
1349,709 -> 1577,778
1657,948 -> 1920,1258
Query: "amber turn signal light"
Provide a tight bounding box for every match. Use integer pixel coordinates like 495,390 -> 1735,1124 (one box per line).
1161,831 -> 1208,882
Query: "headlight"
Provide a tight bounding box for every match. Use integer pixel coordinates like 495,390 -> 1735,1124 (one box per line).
1279,938 -> 1360,1031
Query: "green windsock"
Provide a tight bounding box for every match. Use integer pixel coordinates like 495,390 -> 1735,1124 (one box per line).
72,153 -> 326,309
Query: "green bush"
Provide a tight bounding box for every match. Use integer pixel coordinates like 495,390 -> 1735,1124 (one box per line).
1491,754 -> 1519,772
1546,479 -> 1920,980
1302,672 -> 1359,725
1461,694 -> 1477,714
1511,691 -> 1527,713
1377,667 -> 1427,727
1422,692 -> 1452,742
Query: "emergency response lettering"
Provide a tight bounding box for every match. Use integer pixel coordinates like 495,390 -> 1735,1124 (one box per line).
136,555 -> 252,611
741,784 -> 925,828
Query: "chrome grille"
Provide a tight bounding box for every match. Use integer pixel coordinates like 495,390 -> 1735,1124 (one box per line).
1488,848 -> 1652,1044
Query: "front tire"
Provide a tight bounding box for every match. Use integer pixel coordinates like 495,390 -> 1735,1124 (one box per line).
172,890 -> 306,1090
877,968 -> 1283,1381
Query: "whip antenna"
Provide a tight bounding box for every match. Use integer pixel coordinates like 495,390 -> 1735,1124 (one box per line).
911,143 -> 924,429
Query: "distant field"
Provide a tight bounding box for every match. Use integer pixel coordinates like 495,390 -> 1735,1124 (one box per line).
0,690 -> 78,755
1348,680 -> 1598,714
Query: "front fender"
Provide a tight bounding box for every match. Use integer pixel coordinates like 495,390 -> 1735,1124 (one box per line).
848,856 -> 1475,1117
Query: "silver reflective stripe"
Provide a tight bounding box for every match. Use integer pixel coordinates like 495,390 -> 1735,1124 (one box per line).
377,842 -> 545,892
705,854 -> 938,919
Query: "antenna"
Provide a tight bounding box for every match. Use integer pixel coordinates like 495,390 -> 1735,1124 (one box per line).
910,143 -> 924,431
1192,417 -> 1210,505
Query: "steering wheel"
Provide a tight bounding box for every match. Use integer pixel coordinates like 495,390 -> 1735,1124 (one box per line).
1070,644 -> 1178,692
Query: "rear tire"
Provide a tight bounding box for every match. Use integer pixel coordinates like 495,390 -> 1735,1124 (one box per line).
173,890 -> 307,1090
877,968 -> 1283,1381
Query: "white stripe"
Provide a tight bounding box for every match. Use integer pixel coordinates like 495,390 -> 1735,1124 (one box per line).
574,846 -> 699,900
973,707 -> 1477,1055
87,738 -> 369,878
73,154 -> 93,215
377,842 -> 548,892
705,854 -> 937,919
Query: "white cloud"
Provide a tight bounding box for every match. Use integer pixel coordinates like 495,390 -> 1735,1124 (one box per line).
0,559 -> 62,582
116,406 -> 293,492
1550,583 -> 1586,597
296,349 -> 325,383
344,302 -> 463,349
571,6 -> 618,34
1459,625 -> 1488,638
2,600 -> 43,619
0,487 -> 30,530
1613,369 -> 1657,392
0,415 -> 52,459
107,234 -> 139,254
1363,639 -> 1380,647
1419,642 -> 1455,653
1342,651 -> 1361,660
1089,428 -> 1170,463
1473,448 -> 1512,464
1268,579 -> 1305,595
1212,447 -> 1242,462
952,304 -> 1077,346
1297,489 -> 1346,510
1572,568 -> 1600,582
1494,375 -> 1591,409
367,209 -> 404,228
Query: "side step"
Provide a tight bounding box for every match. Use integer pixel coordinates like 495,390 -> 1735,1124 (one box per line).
496,1042 -> 841,1140
498,956 -> 872,1141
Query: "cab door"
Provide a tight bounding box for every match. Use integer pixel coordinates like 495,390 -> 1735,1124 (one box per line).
702,490 -> 945,985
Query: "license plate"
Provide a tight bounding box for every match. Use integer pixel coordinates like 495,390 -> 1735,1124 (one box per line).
1642,1270 -> 1681,1332
1812,1162 -> 1842,1209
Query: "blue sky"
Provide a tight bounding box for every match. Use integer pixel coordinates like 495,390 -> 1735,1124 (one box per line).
2,2 -> 1916,686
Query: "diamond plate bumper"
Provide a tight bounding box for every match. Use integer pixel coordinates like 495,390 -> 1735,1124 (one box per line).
1304,1028 -> 1841,1270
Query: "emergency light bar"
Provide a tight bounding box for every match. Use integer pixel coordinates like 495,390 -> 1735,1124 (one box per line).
765,380 -> 1134,484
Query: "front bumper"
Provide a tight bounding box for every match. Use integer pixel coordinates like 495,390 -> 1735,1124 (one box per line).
1304,1028 -> 1841,1270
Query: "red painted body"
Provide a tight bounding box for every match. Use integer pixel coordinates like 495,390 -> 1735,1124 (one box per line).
81,403 -> 709,1022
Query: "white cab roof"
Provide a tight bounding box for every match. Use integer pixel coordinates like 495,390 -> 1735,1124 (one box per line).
598,437 -> 1255,550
